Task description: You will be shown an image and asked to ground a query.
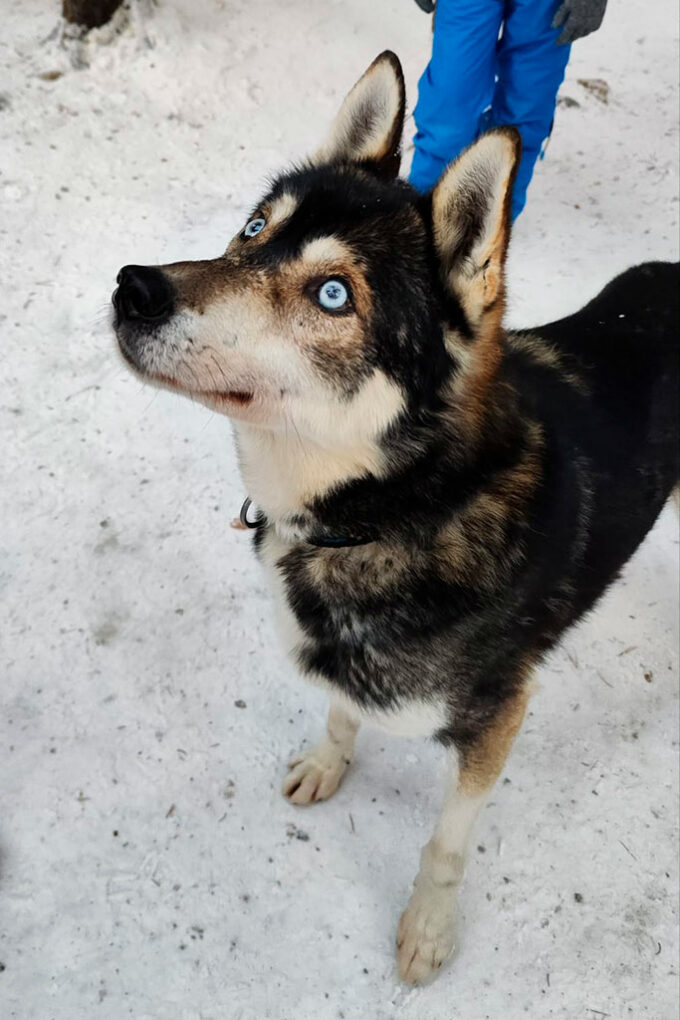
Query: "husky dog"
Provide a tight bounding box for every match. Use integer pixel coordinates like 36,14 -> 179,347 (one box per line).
112,52 -> 679,984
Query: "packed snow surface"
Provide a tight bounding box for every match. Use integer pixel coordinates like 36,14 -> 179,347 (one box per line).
1,2 -> 678,1018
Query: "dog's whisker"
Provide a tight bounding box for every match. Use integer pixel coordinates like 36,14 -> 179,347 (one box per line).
140,388 -> 160,416
208,352 -> 232,394
286,412 -> 305,456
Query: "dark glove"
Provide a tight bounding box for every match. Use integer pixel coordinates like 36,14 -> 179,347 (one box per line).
413,0 -> 435,12
552,0 -> 607,44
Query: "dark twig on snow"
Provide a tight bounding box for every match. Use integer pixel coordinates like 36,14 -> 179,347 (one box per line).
62,0 -> 124,30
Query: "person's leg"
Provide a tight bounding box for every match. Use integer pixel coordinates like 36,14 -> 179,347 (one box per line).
410,0 -> 505,193
491,0 -> 571,218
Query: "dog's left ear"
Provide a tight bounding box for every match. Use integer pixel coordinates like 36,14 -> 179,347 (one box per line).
313,51 -> 406,178
432,128 -> 521,328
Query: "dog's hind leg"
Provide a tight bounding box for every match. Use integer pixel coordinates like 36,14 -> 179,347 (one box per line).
397,684 -> 530,984
282,699 -> 360,806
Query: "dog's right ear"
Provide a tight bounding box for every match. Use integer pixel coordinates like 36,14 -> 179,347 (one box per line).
313,51 -> 406,179
432,128 -> 521,330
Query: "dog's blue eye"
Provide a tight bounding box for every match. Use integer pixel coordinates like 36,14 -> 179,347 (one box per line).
317,279 -> 349,311
244,217 -> 266,238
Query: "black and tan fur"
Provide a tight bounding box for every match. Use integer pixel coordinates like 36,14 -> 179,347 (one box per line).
112,52 -> 679,984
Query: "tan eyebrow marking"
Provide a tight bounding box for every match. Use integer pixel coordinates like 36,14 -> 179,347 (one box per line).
264,192 -> 299,229
300,235 -> 355,266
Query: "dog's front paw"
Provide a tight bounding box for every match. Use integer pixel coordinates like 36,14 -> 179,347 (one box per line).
396,888 -> 457,985
282,748 -> 351,806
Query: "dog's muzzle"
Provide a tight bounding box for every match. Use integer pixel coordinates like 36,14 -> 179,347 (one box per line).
112,265 -> 174,327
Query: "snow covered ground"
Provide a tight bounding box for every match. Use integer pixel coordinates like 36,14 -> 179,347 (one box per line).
1,1 -> 678,1017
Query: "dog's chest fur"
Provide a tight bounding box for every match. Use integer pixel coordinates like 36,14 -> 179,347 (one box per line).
257,527 -> 450,737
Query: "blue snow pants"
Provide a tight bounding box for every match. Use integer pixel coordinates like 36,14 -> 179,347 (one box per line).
410,0 -> 571,218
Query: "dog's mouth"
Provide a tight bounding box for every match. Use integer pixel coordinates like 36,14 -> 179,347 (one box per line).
152,370 -> 255,408
201,389 -> 254,407
116,333 -> 255,408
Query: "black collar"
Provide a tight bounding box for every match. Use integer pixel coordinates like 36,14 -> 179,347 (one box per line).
239,497 -> 374,548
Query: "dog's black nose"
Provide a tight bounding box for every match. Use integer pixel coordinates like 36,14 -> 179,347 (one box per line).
114,265 -> 174,324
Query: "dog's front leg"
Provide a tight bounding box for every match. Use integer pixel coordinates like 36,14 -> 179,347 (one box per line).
397,687 -> 529,984
282,699 -> 360,806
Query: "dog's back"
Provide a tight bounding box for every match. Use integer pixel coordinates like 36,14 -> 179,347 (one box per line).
506,261 -> 679,631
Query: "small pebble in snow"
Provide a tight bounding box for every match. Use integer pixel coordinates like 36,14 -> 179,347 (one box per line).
286,823 -> 309,841
574,892 -> 583,903
0,962 -> 5,972
234,699 -> 247,709
477,845 -> 486,853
